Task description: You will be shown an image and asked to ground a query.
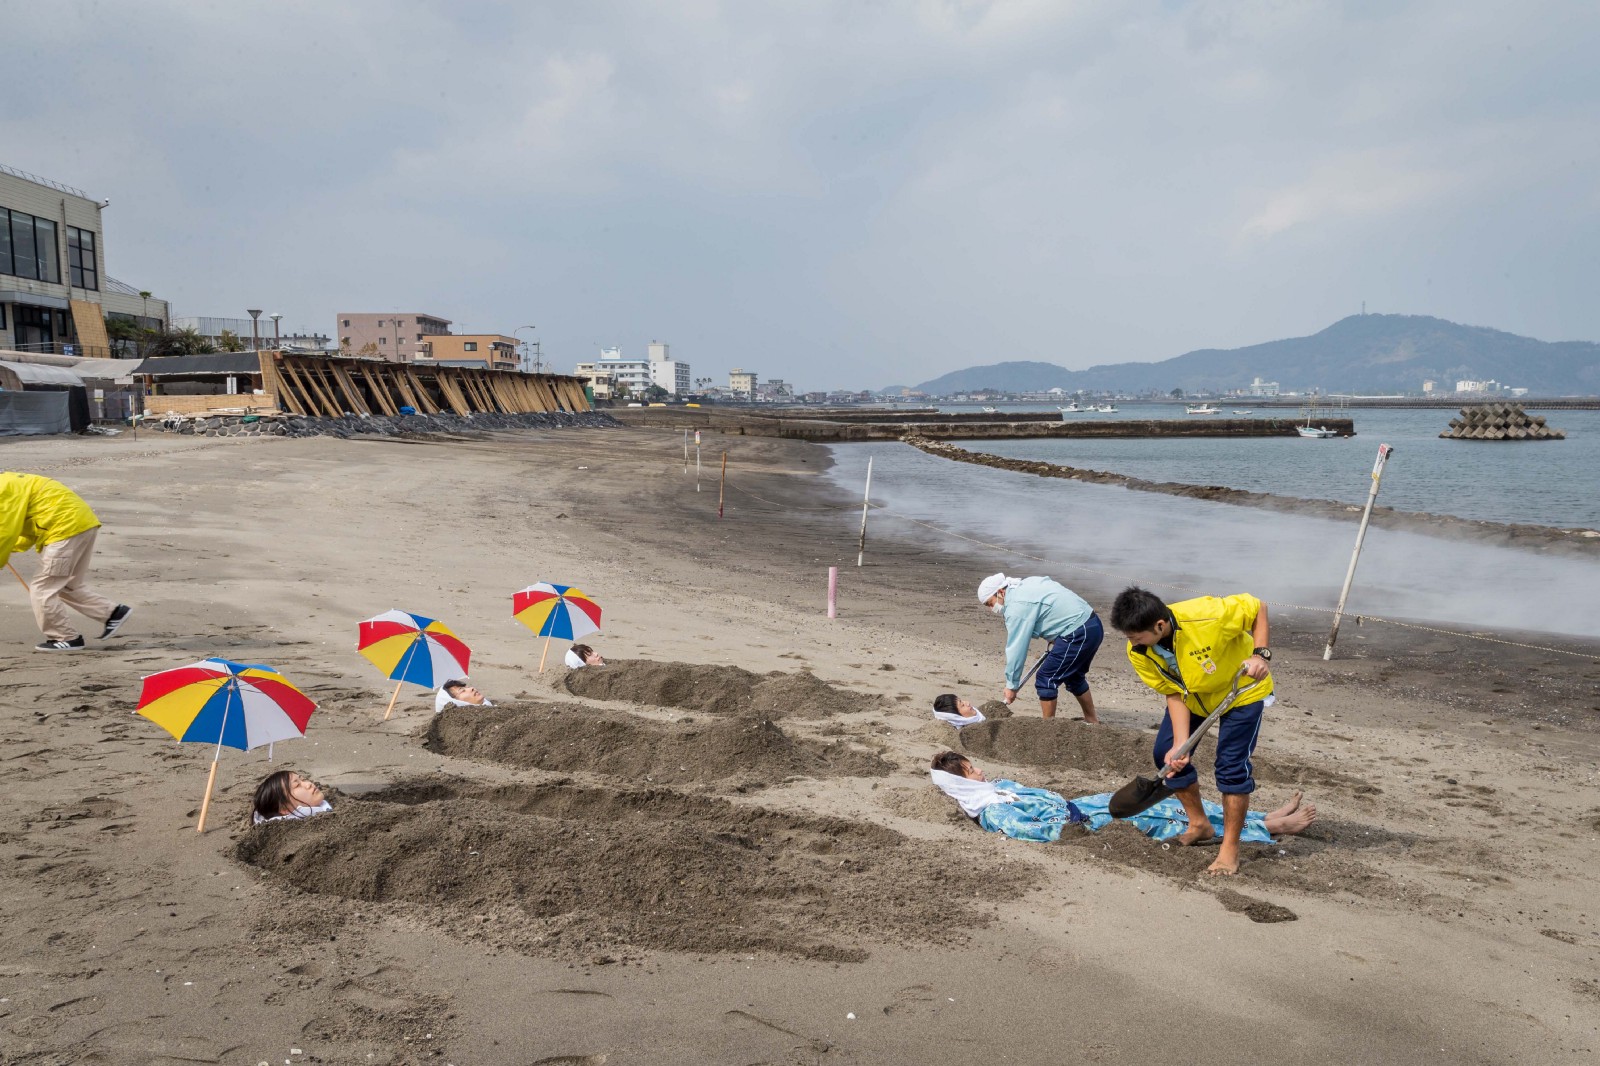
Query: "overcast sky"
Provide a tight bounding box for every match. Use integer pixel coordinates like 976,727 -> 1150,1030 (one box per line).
8,1 -> 1598,390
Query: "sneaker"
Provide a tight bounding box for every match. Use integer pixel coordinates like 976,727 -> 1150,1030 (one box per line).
36,635 -> 86,651
100,604 -> 133,640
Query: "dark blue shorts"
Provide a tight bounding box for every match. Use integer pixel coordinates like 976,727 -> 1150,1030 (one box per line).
1035,613 -> 1103,700
1153,698 -> 1265,795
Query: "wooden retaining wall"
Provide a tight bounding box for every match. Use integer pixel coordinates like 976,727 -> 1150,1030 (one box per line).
258,352 -> 590,418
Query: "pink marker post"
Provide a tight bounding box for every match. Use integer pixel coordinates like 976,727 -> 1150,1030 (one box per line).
827,566 -> 838,619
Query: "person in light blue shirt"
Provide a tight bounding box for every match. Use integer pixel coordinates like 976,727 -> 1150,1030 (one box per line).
978,572 -> 1104,721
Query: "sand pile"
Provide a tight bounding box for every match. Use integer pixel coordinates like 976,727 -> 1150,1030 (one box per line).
426,702 -> 892,785
563,660 -> 870,718
236,779 -> 1035,962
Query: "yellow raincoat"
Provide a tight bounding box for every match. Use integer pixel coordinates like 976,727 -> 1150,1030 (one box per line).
1124,594 -> 1273,716
0,472 -> 101,570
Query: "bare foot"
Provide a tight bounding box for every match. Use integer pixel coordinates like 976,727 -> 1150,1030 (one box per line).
1178,823 -> 1216,847
1206,850 -> 1240,876
1269,790 -> 1303,818
1082,712 -> 1100,724
1271,802 -> 1318,836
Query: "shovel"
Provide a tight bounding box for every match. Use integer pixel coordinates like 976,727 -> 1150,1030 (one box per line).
1003,647 -> 1049,705
1108,667 -> 1251,819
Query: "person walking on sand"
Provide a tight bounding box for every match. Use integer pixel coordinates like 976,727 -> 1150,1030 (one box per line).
1109,585 -> 1273,877
978,572 -> 1103,722
0,471 -> 132,651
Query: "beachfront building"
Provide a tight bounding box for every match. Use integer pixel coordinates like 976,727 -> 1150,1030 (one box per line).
1,161 -> 170,357
573,347 -> 653,398
1246,376 -> 1280,397
336,312 -> 452,361
728,368 -> 758,400
646,340 -> 691,395
755,378 -> 793,402
417,333 -> 519,370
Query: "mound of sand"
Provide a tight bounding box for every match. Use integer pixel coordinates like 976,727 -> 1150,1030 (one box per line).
426,702 -> 892,785
562,659 -> 870,718
236,778 -> 1035,962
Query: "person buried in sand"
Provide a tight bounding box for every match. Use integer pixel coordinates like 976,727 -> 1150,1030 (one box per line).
930,751 -> 1314,845
0,470 -> 133,652
1110,585 -> 1275,876
978,572 -> 1103,721
252,770 -> 333,825
563,643 -> 605,668
932,693 -> 985,727
436,678 -> 494,712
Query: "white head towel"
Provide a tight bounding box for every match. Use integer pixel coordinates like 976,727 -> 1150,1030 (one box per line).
563,648 -> 586,669
253,799 -> 333,826
930,768 -> 1020,819
933,706 -> 986,728
977,573 -> 1022,603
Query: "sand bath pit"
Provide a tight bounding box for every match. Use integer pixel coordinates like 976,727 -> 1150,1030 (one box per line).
236,778 -> 1036,962
562,659 -> 873,718
425,701 -> 893,786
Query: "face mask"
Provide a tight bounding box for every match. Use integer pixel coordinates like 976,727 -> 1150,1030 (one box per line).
990,601 -> 1005,615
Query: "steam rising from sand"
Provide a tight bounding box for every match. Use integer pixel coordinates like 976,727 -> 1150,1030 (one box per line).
828,444 -> 1596,639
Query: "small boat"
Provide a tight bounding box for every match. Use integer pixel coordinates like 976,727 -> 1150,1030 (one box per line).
981,405 -> 998,414
1057,402 -> 1084,413
1095,403 -> 1118,413
1297,424 -> 1339,438
1232,409 -> 1253,415
1185,403 -> 1220,415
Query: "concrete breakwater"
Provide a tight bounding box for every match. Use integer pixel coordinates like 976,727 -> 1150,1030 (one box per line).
610,406 -> 1349,442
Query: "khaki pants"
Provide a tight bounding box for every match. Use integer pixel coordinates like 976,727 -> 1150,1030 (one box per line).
29,528 -> 117,641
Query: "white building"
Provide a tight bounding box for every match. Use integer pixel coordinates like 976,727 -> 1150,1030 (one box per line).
574,346 -> 653,397
1422,380 -> 1436,394
728,367 -> 758,399
1455,379 -> 1496,393
1246,376 -> 1280,397
646,340 -> 691,395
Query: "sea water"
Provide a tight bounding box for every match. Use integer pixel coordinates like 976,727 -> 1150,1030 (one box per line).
932,404 -> 1600,529
824,440 -> 1598,640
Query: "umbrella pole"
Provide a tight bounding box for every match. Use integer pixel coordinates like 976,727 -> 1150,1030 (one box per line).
196,758 -> 220,833
7,561 -> 28,591
382,680 -> 404,720
539,634 -> 552,672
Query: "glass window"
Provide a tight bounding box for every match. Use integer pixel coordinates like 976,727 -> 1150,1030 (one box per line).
463,342 -> 477,351
34,217 -> 59,282
0,209 -> 10,274
9,211 -> 37,279
378,336 -> 387,344
67,227 -> 97,290
342,318 -> 350,327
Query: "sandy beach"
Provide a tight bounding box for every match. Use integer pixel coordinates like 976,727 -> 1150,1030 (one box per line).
2,424 -> 1598,1065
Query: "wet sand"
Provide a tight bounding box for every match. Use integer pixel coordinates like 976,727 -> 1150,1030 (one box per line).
1,426 -> 1598,1064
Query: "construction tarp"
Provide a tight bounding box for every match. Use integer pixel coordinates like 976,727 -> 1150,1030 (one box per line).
0,360 -> 83,390
0,391 -> 71,435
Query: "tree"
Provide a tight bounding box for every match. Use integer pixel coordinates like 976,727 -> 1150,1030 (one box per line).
358,342 -> 380,357
152,326 -> 218,356
1169,387 -> 1185,399
644,384 -> 669,401
216,329 -> 245,352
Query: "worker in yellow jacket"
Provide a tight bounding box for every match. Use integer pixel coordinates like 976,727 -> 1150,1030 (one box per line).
1110,585 -> 1273,877
0,472 -> 131,650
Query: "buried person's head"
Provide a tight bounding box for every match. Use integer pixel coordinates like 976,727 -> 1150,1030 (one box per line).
931,750 -> 984,781
440,678 -> 488,708
564,643 -> 605,668
252,769 -> 330,824
932,693 -> 987,727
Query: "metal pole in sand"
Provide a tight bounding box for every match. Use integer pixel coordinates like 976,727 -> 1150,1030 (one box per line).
718,452 -> 727,518
696,430 -> 702,491
856,456 -> 873,567
1324,443 -> 1394,660
683,428 -> 688,473
827,566 -> 837,618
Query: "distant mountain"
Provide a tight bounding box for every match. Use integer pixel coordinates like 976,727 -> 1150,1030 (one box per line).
911,315 -> 1600,395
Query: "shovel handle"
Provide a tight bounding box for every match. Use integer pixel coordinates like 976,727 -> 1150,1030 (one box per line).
1004,647 -> 1050,704
1160,667 -> 1251,777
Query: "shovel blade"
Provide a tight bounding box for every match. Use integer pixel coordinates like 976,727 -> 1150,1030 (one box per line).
1108,774 -> 1171,819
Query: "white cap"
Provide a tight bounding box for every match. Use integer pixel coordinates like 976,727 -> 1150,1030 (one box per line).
977,573 -> 1009,603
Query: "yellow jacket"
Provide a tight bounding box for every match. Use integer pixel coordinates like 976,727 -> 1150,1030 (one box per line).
1124,594 -> 1273,717
0,472 -> 101,570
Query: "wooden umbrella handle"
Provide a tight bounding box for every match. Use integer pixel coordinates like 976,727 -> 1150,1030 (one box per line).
196,759 -> 220,834
7,562 -> 29,591
382,680 -> 403,720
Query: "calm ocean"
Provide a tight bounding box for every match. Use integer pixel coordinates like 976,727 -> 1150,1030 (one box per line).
933,404 -> 1600,529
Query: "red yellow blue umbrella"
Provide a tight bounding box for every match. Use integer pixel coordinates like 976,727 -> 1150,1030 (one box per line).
137,657 -> 319,833
357,609 -> 472,719
512,582 -> 602,671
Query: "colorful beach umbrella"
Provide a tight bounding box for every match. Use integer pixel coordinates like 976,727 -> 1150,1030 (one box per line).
137,657 -> 319,833
513,582 -> 602,671
357,609 -> 473,719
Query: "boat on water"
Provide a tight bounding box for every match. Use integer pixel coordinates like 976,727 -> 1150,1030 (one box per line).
981,405 -> 998,413
1232,409 -> 1253,415
1297,424 -> 1340,438
1185,403 -> 1220,415
1095,403 -> 1118,413
1057,402 -> 1085,413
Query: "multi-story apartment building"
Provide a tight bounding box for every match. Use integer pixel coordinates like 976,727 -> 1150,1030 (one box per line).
1,161 -> 169,355
646,340 -> 691,395
420,334 -> 519,371
574,347 -> 653,396
336,312 -> 452,361
728,368 -> 758,399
